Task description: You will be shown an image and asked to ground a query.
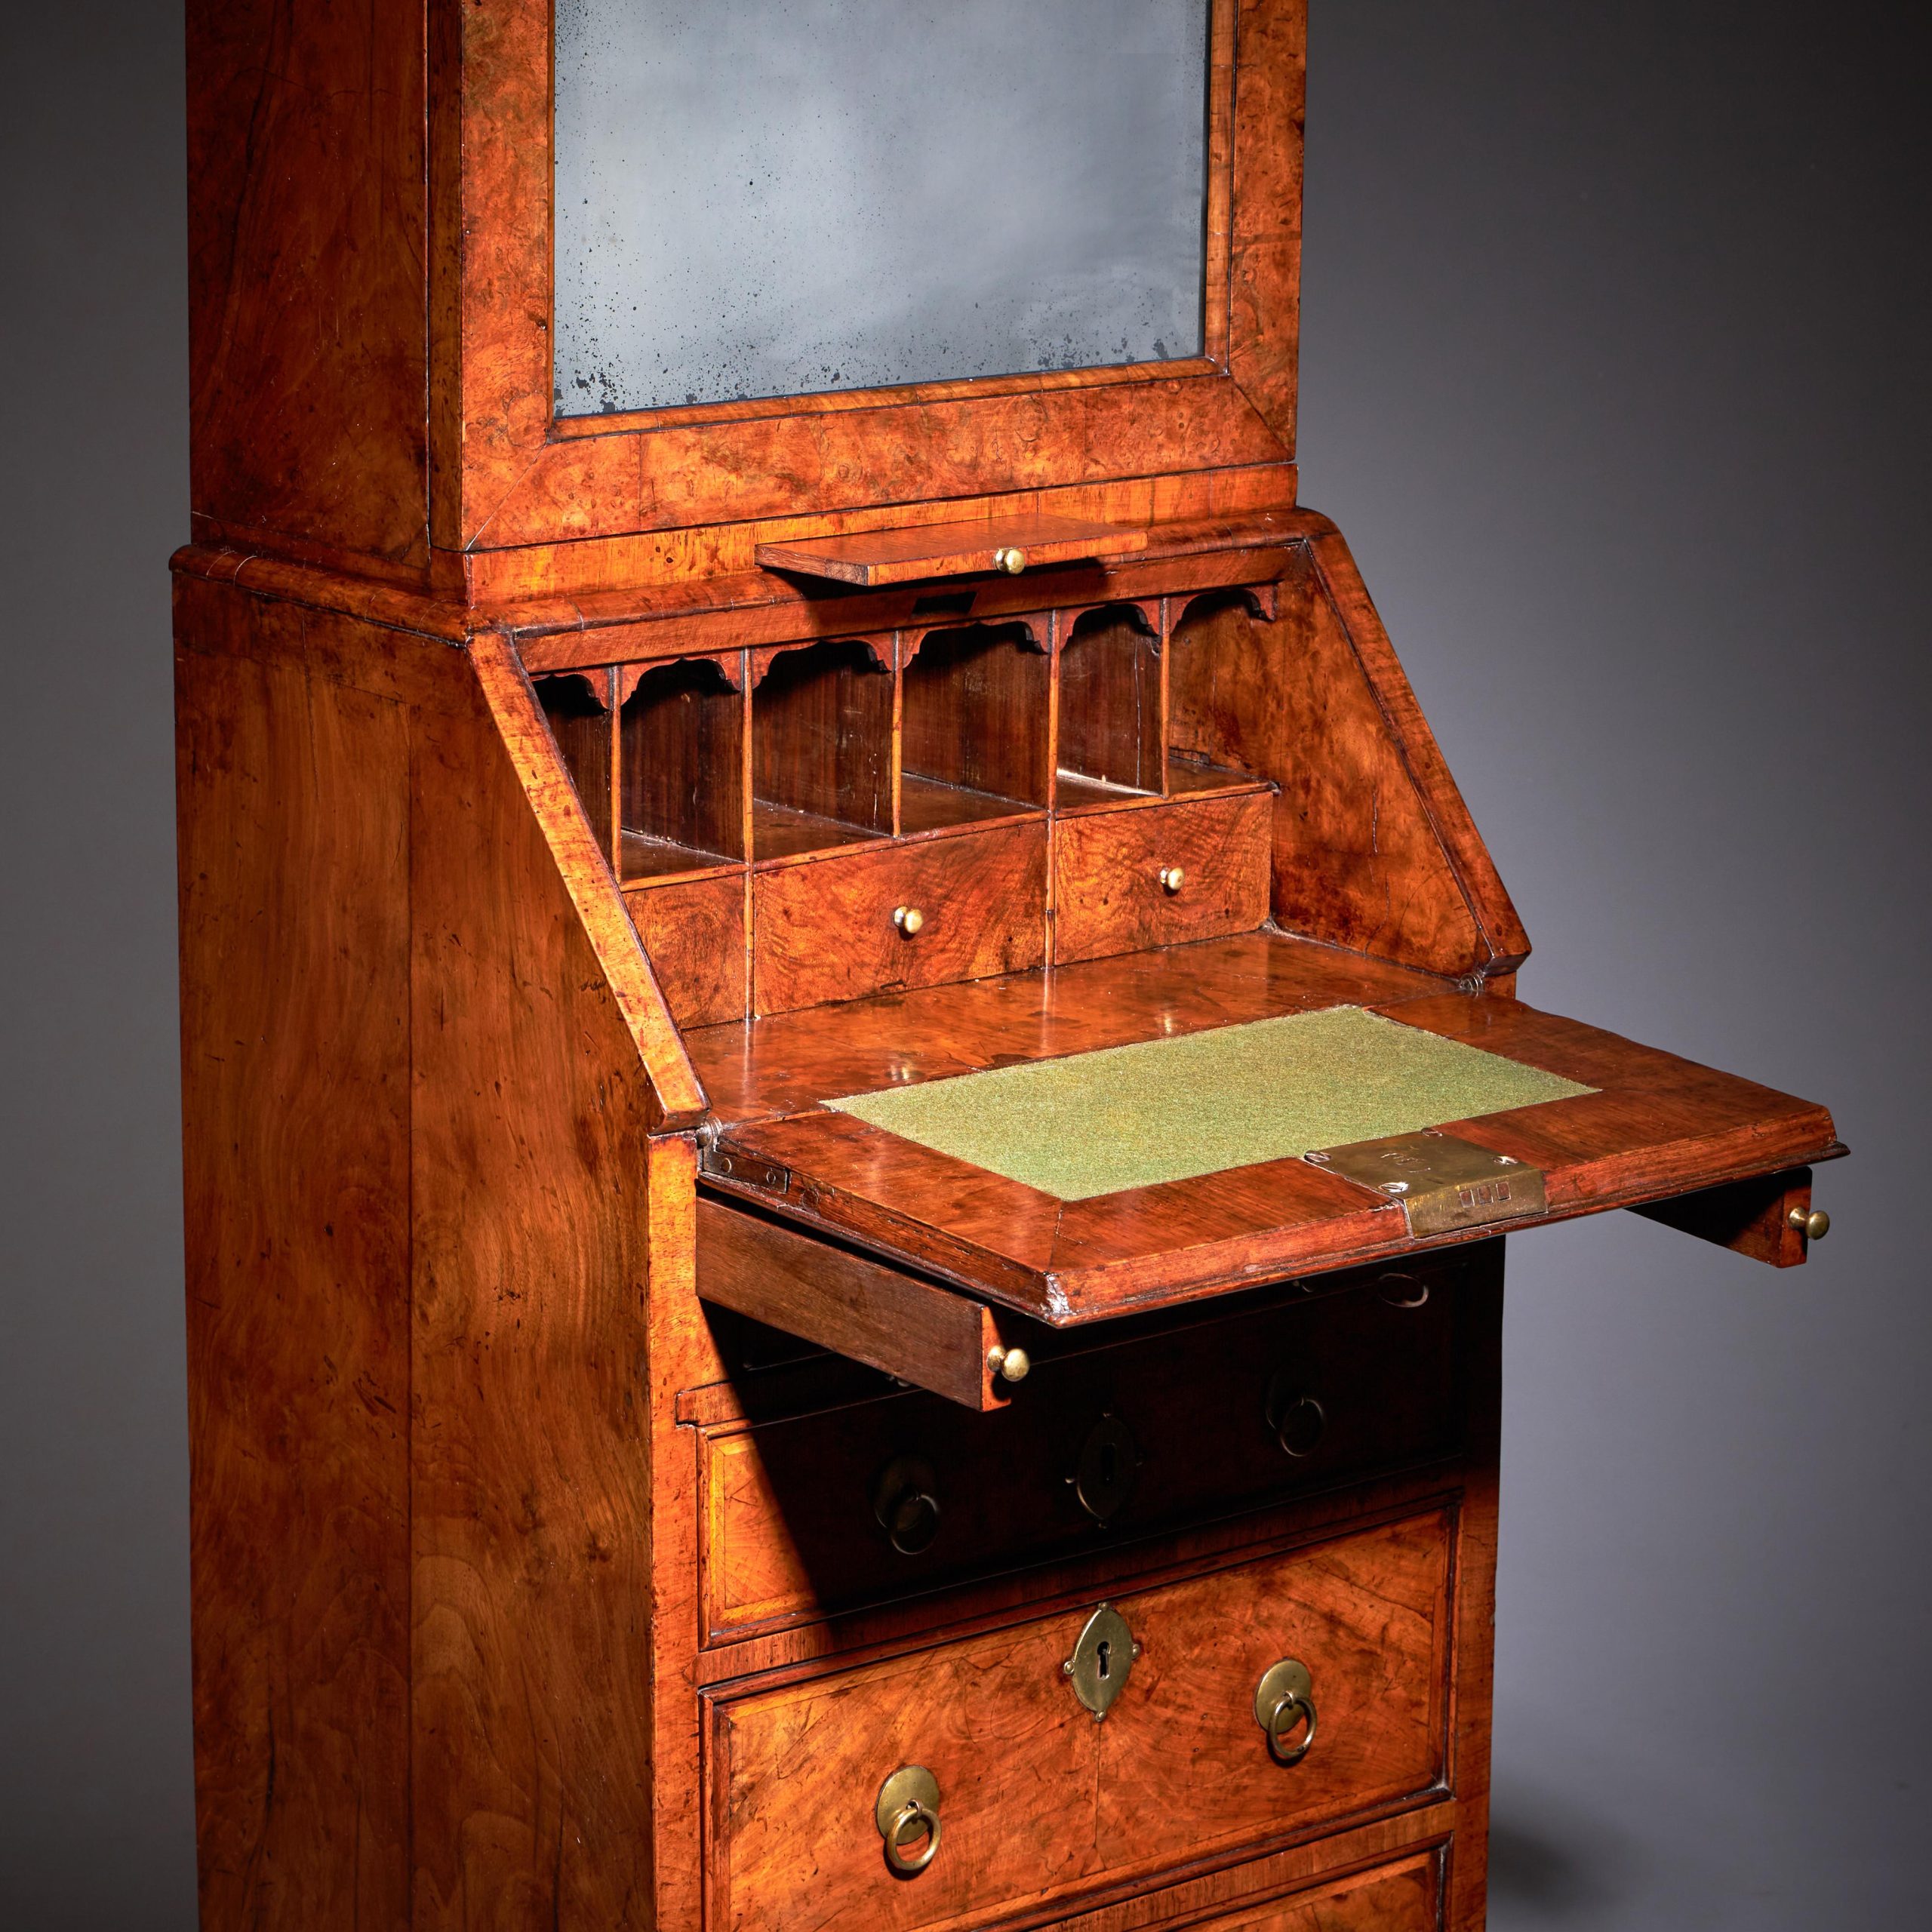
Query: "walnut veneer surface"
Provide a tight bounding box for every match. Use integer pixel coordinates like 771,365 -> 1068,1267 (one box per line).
174,3 -> 1838,1928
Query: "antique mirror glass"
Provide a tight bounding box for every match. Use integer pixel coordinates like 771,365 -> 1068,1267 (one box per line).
554,0 -> 1213,417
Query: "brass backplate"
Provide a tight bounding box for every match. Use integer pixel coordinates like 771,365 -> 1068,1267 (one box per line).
875,1764 -> 940,1839
1064,1604 -> 1138,1720
1305,1131 -> 1545,1235
1253,1657 -> 1313,1728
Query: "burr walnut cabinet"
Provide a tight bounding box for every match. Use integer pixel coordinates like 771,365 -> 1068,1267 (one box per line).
174,5 -> 1841,1929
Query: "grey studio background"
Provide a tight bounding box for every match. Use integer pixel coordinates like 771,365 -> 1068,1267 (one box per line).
2,2 -> 1924,1927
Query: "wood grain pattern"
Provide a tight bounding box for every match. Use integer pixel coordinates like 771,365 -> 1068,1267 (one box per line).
1168,554 -> 1525,983
437,0 -> 1301,558
696,1198 -> 1018,1411
902,623 -> 1051,812
1097,1850 -> 1439,1932
620,655 -> 747,872
408,657 -> 669,1932
187,0 -> 428,566
1630,1165 -> 1817,1266
472,637 -> 707,1130
536,670 -> 615,858
1054,790 -> 1273,964
687,932 -> 1451,1128
752,639 -> 894,843
757,515 -> 1147,586
177,624 -> 412,1932
709,1511 -> 1452,1932
624,875 -> 749,1029
693,945 -> 1838,1321
1058,605 -> 1164,795
751,824 -> 1048,1017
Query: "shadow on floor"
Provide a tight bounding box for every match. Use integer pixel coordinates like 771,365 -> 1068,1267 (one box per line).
1487,1807 -> 1623,1923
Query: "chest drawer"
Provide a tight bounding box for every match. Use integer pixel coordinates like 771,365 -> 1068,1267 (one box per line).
1165,1852 -> 1440,1932
752,822 -> 1047,1014
1053,789 -> 1272,964
700,1266 -> 1469,1641
708,1508 -> 1454,1932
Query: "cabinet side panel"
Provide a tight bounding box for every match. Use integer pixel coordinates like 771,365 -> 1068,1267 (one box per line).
187,0 -> 429,567
408,674 -> 664,1930
176,630 -> 413,1931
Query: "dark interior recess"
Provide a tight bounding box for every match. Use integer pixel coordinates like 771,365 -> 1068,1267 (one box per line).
900,621 -> 1049,834
752,638 -> 894,861
1166,587 -> 1279,795
536,672 -> 614,851
1056,603 -> 1163,808
619,656 -> 746,880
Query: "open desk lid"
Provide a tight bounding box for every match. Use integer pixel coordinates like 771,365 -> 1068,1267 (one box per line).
690,934 -> 1841,1329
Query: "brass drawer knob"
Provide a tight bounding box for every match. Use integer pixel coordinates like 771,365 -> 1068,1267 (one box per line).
1788,1205 -> 1831,1241
986,1343 -> 1031,1383
1158,864 -> 1186,894
894,904 -> 925,937
1254,1659 -> 1318,1766
875,1765 -> 942,1875
992,545 -> 1027,574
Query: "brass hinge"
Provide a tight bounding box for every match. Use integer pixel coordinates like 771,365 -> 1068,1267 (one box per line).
1305,1131 -> 1545,1235
697,1133 -> 791,1194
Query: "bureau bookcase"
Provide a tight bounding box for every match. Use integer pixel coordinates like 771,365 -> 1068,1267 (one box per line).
175,5 -> 1840,1928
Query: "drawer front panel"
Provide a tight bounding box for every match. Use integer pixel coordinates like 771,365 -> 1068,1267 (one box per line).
623,874 -> 746,1027
752,823 -> 1047,1014
703,1268 -> 1466,1640
1182,1850 -> 1440,1931
1054,790 -> 1272,964
710,1511 -> 1454,1932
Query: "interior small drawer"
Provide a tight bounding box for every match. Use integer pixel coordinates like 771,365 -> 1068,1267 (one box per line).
622,872 -> 746,1027
706,1508 -> 1454,1932
1054,789 -> 1272,964
699,1265 -> 1468,1641
752,822 -> 1047,1014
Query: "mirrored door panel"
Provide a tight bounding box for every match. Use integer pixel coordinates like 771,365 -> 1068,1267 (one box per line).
555,0 -> 1213,416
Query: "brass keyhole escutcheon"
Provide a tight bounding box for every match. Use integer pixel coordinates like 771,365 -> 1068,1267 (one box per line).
1254,1659 -> 1318,1765
875,1765 -> 943,1875
872,1454 -> 942,1557
1071,1411 -> 1141,1524
1264,1372 -> 1327,1459
1063,1603 -> 1140,1719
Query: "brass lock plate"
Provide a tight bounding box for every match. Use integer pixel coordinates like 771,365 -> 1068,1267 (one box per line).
1063,1603 -> 1140,1719
1072,1412 -> 1140,1524
1305,1131 -> 1545,1235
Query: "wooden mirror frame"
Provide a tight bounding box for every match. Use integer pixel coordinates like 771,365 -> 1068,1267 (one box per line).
430,0 -> 1305,563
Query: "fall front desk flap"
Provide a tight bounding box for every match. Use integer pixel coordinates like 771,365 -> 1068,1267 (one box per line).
691,936 -> 1841,1324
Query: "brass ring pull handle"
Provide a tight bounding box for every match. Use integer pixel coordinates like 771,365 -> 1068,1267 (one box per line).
1254,1659 -> 1318,1766
1265,1690 -> 1317,1764
876,1766 -> 943,1875
872,1455 -> 942,1557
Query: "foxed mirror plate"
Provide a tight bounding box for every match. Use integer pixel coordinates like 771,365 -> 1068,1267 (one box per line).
554,0 -> 1212,416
